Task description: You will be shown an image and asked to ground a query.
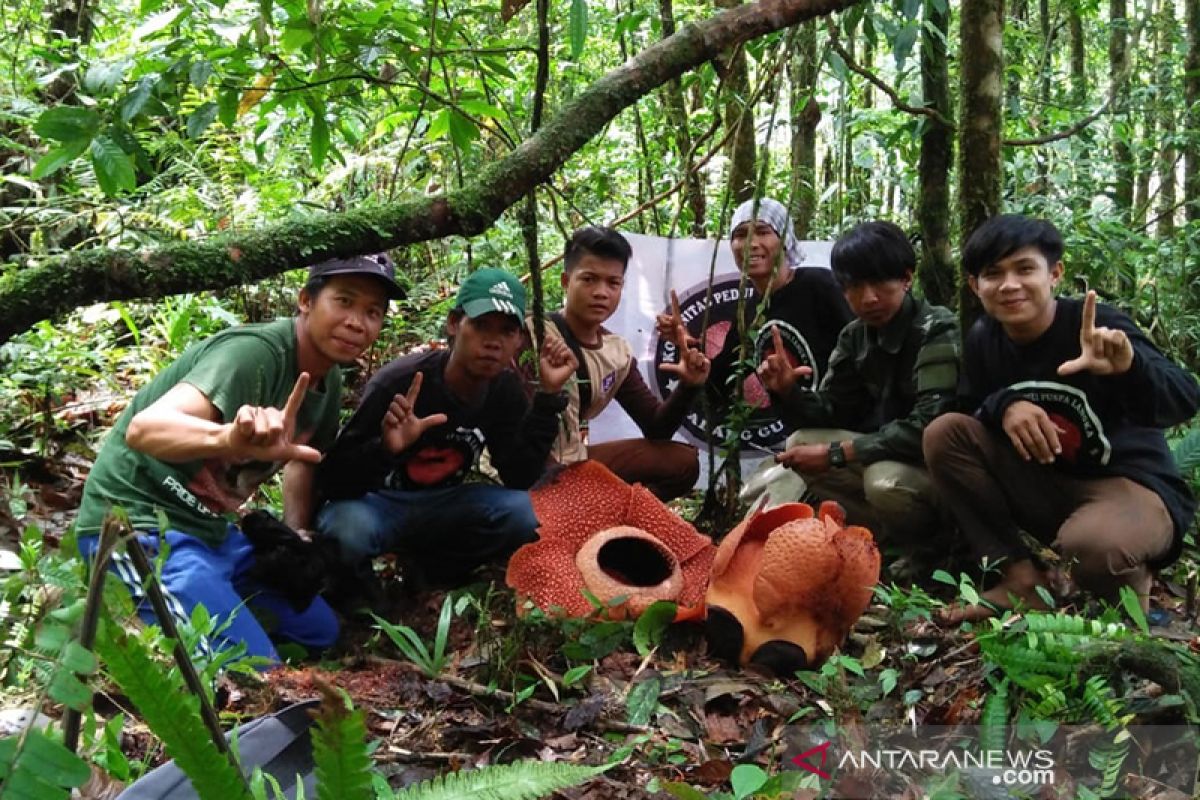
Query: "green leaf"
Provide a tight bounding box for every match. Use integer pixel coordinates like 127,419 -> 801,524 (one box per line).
218,89 -> 239,127
49,670 -> 93,711
458,99 -> 504,119
893,24 -> 918,72
94,620 -> 253,800
632,601 -> 676,657
879,667 -> 899,696
660,782 -> 711,800
730,764 -> 768,799
625,676 -> 661,726
312,692 -> 373,800
569,0 -> 588,59
902,0 -> 922,19
189,60 -> 214,89
187,102 -> 219,139
427,108 -> 450,140
446,111 -> 477,152
119,76 -> 158,122
1118,586 -> 1150,635
61,641 -> 98,674
931,570 -> 956,586
34,107 -> 101,143
391,760 -> 606,799
310,108 -> 330,169
84,62 -> 126,96
562,665 -> 592,687
826,49 -> 848,80
90,136 -> 137,195
31,139 -> 88,179
0,728 -> 91,797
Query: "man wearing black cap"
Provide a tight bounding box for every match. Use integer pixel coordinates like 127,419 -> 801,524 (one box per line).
315,268 -> 577,592
75,254 -> 402,663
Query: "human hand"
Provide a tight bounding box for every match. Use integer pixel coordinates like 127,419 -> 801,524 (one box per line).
538,335 -> 579,394
381,371 -> 449,454
654,290 -> 698,348
1057,290 -> 1134,377
226,373 -> 323,464
1001,400 -> 1064,464
756,324 -> 813,395
775,443 -> 831,474
658,290 -> 710,386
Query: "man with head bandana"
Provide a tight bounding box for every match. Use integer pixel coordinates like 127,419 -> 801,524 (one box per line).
657,198 -> 854,504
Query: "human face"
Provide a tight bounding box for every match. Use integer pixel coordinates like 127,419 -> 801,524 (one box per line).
562,254 -> 625,333
842,271 -> 912,329
969,245 -> 1063,343
298,275 -> 388,367
730,221 -> 784,289
447,310 -> 523,381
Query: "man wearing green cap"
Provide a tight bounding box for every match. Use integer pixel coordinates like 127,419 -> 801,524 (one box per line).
315,268 -> 577,590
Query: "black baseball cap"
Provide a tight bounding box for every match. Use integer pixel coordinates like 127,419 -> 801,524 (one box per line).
308,253 -> 405,299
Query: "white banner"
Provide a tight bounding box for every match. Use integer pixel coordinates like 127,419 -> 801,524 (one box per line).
589,232 -> 834,486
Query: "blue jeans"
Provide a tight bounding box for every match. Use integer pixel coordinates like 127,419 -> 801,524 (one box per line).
316,484 -> 539,581
78,526 -> 338,664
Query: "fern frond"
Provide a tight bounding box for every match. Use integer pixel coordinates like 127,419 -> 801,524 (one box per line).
0,727 -> 91,799
1172,427 -> 1200,475
390,760 -> 607,800
311,684 -> 373,800
94,619 -> 253,800
1088,734 -> 1130,798
979,680 -> 1009,754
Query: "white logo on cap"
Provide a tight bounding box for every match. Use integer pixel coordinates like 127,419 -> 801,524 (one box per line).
490,281 -> 513,298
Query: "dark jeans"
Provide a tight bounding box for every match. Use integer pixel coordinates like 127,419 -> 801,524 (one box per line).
923,413 -> 1173,600
316,484 -> 539,582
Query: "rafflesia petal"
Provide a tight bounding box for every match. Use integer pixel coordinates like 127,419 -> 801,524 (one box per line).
506,461 -> 715,620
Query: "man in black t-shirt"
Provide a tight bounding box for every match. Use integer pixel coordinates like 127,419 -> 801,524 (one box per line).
315,268 -> 576,589
924,215 -> 1200,623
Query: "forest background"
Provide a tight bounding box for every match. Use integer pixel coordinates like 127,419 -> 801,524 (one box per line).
2,0 -> 1200,797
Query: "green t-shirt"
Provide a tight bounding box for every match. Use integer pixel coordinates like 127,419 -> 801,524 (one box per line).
75,319 -> 342,546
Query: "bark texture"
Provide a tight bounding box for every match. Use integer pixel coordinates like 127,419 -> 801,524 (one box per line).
957,0 -> 1005,329
1187,0 -> 1200,223
916,0 -> 955,308
0,0 -> 860,345
789,20 -> 820,238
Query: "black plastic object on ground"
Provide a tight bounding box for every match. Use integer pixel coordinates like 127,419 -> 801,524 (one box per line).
115,700 -> 319,799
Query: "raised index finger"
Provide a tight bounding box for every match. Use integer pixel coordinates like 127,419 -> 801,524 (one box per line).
771,323 -> 784,354
282,372 -> 311,423
1080,290 -> 1097,339
670,290 -> 683,324
406,371 -> 425,405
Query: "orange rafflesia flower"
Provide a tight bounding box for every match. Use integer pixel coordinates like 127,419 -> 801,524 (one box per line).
705,500 -> 881,675
505,461 -> 715,620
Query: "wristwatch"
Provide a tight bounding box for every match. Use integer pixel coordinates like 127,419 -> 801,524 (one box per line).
828,441 -> 848,468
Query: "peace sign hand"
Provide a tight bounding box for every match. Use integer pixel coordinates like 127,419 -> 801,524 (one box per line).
381,371 -> 450,454
654,290 -> 698,348
756,324 -> 813,395
227,373 -> 323,464
657,290 -> 711,386
1057,291 -> 1134,377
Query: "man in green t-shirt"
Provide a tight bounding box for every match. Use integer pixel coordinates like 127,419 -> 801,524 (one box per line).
76,254 -> 401,662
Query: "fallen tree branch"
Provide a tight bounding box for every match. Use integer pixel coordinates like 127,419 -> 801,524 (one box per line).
0,0 -> 860,346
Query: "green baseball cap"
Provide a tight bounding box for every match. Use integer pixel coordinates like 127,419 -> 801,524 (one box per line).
456,268 -> 526,320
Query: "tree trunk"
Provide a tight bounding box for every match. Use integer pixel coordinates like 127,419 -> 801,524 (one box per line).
789,21 -> 821,238
660,0 -> 707,237
917,0 -> 956,308
717,0 -> 757,203
1110,0 -> 1135,223
1187,0 -> 1200,223
1133,0 -> 1158,228
957,0 -> 1005,329
1155,0 -> 1178,238
1068,3 -> 1087,106
0,0 -> 863,346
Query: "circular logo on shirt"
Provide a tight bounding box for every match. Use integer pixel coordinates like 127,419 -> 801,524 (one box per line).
652,276 -> 818,453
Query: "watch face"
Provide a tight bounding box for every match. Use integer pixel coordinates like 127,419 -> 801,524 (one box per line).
829,443 -> 846,467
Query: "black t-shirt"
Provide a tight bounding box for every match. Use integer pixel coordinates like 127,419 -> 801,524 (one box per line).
708,267 -> 854,409
316,348 -> 567,499
962,297 -> 1200,565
